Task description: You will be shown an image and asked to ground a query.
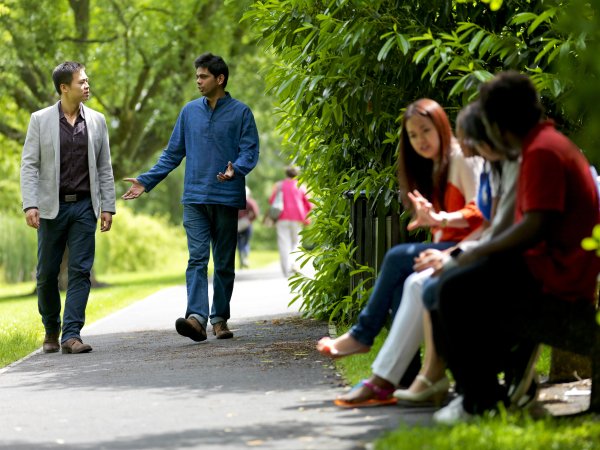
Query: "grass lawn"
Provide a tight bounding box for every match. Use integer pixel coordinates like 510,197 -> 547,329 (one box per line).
0,249 -> 278,369
331,324 -> 600,450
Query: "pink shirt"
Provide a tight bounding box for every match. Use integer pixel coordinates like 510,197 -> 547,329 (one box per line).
269,178 -> 312,223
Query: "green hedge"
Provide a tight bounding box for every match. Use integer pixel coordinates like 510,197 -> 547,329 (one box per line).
94,201 -> 187,274
0,203 -> 188,283
0,215 -> 37,283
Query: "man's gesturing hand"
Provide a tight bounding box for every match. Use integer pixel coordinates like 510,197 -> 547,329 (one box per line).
217,161 -> 235,182
122,178 -> 146,200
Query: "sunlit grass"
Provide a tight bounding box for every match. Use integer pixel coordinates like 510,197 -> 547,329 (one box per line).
375,411 -> 600,450
0,250 -> 278,368
330,323 -> 596,450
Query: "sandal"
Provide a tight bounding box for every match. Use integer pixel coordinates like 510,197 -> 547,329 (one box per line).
333,379 -> 397,408
393,375 -> 449,405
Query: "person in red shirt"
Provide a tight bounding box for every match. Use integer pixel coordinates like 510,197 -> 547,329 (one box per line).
429,71 -> 600,424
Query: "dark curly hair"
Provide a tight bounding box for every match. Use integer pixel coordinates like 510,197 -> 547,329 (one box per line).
479,70 -> 543,139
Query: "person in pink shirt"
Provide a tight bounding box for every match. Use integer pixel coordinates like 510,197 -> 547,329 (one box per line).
268,166 -> 312,276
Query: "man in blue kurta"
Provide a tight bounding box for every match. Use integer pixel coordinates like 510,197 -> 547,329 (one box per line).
123,52 -> 259,341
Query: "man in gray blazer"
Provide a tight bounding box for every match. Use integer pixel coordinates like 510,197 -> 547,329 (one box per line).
20,61 -> 116,354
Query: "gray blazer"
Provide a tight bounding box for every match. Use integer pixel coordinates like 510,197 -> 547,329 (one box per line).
20,101 -> 116,219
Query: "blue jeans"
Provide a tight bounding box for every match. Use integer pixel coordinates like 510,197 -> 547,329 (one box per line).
37,198 -> 97,343
422,275 -> 442,311
183,204 -> 238,328
349,241 -> 456,346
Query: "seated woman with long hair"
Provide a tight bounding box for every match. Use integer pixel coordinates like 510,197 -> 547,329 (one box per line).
317,98 -> 484,405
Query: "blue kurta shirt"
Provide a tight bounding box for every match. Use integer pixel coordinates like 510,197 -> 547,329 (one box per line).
137,93 -> 259,209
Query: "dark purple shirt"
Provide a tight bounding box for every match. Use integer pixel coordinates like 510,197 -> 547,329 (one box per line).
59,102 -> 90,195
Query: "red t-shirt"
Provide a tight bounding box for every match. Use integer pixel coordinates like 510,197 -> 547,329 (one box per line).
516,121 -> 600,303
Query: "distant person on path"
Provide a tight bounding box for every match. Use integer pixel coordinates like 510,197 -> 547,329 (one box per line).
268,166 -> 312,276
122,52 -> 259,342
20,61 -> 116,354
237,186 -> 260,268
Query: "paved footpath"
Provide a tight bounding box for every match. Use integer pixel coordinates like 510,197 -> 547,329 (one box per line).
0,264 -> 434,450
0,264 -> 590,449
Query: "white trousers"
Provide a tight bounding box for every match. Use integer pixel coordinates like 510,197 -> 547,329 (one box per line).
275,220 -> 303,276
372,268 -> 434,385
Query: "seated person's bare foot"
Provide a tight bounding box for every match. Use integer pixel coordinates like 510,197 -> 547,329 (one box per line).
316,332 -> 370,359
334,375 -> 396,407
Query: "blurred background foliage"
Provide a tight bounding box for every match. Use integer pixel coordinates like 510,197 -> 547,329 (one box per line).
0,0 -> 285,284
0,0 -> 288,221
1,1 -> 599,326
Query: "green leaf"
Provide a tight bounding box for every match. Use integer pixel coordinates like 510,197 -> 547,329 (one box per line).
490,0 -> 503,11
276,73 -> 298,98
510,12 -> 538,26
448,74 -> 470,97
308,75 -> 324,91
528,7 -> 556,35
294,24 -> 315,34
582,237 -> 599,251
413,44 -> 435,65
396,34 -> 410,55
472,70 -> 494,82
468,30 -> 486,54
534,38 -> 560,64
593,224 -> 600,240
333,102 -> 343,126
377,36 -> 395,61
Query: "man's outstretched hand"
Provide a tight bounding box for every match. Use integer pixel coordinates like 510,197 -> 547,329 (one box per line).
122,178 -> 146,200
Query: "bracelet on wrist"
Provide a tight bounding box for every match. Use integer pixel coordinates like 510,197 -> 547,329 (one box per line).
439,212 -> 448,228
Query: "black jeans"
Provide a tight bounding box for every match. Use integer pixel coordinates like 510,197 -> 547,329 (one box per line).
37,198 -> 97,342
425,254 -> 596,414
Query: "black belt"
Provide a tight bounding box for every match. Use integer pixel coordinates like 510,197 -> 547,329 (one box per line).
61,193 -> 90,203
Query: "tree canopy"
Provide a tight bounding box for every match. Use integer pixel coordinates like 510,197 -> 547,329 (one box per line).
0,0 -> 284,219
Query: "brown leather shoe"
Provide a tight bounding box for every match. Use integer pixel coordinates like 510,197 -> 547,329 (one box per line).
175,316 -> 207,342
61,338 -> 92,354
213,321 -> 233,339
43,332 -> 60,353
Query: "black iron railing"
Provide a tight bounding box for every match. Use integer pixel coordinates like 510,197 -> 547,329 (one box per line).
344,189 -> 415,294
